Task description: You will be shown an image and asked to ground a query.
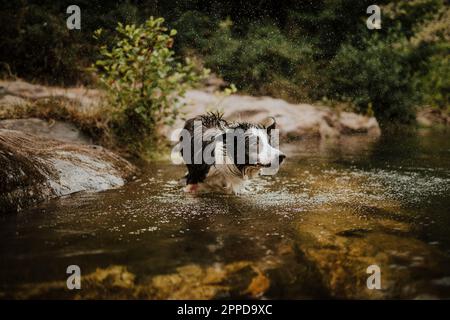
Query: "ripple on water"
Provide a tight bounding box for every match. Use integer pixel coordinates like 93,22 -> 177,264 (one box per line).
3,135 -> 450,299
88,162 -> 450,242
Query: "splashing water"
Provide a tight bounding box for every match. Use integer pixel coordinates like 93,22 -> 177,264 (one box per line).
1,130 -> 450,299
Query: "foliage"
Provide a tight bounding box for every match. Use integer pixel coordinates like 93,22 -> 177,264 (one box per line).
94,17 -> 207,154
416,52 -> 450,109
285,0 -> 378,58
204,22 -> 317,101
327,35 -> 419,123
408,5 -> 450,109
382,0 -> 446,37
1,0 -> 449,124
0,3 -> 85,84
171,11 -> 214,52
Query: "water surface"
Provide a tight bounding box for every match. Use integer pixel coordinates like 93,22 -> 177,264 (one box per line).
1,129 -> 450,299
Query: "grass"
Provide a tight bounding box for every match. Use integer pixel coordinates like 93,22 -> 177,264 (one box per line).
0,96 -> 113,147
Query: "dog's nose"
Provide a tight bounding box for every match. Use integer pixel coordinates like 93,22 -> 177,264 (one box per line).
278,154 -> 286,164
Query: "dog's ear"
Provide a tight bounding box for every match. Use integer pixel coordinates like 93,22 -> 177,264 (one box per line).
260,117 -> 276,134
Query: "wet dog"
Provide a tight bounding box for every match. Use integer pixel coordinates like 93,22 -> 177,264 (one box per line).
176,112 -> 286,194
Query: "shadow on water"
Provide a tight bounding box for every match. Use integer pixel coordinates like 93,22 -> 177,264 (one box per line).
1,128 -> 450,299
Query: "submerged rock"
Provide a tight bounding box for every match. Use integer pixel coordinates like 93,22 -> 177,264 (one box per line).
7,262 -> 270,299
0,129 -> 136,214
295,205 -> 450,299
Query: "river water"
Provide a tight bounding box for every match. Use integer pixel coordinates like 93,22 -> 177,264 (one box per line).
1,129 -> 450,299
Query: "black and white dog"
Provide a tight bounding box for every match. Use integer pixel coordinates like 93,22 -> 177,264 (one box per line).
174,112 -> 286,194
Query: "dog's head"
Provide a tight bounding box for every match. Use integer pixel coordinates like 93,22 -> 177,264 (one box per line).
219,117 -> 286,177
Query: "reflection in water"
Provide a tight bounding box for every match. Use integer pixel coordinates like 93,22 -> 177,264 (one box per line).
1,130 -> 450,299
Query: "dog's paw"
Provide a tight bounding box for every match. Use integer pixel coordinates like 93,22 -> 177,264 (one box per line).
184,184 -> 199,193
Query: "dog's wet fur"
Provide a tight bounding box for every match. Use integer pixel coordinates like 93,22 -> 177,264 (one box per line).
180,112 -> 286,194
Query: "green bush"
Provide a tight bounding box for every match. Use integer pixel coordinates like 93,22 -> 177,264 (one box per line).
204,21 -> 317,101
2,2 -> 448,125
171,11 -> 215,53
327,35 -> 419,123
0,4 -> 87,84
94,17 -> 207,154
0,1 -> 146,85
417,52 -> 450,109
408,5 -> 450,110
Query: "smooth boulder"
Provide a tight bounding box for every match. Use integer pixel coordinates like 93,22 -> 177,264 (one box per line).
0,129 -> 136,214
167,90 -> 381,139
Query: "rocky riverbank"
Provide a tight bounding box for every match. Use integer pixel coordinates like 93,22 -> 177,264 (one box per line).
1,80 -> 382,139
0,129 -> 136,214
0,79 -> 382,213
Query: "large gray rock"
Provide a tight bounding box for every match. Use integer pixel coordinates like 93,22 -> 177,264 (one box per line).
0,129 -> 136,214
166,90 -> 381,139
